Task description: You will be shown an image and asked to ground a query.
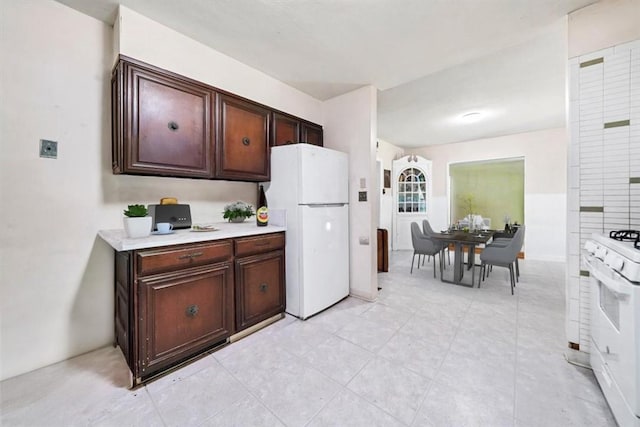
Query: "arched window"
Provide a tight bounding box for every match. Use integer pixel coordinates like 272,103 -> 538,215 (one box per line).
397,167 -> 427,213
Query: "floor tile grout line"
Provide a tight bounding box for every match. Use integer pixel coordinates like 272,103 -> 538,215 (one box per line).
410,286 -> 473,426
340,356 -> 414,427
213,348 -> 294,427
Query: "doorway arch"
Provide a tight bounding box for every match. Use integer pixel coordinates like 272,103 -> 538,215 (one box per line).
392,155 -> 432,250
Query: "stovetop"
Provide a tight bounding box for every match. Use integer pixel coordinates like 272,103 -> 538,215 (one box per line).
609,230 -> 640,252
591,232 -> 640,264
586,232 -> 640,283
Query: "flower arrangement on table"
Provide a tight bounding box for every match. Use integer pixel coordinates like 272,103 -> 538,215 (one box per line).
223,201 -> 255,222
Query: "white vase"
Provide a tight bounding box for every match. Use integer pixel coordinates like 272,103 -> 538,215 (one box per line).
123,216 -> 152,238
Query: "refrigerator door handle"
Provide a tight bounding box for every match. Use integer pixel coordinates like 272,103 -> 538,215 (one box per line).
301,203 -> 347,208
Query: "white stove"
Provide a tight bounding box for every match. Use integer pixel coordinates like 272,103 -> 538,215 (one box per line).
584,231 -> 640,426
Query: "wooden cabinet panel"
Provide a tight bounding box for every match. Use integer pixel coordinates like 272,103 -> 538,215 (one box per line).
115,251 -> 132,367
234,233 -> 285,257
216,94 -> 270,181
113,59 -> 214,178
136,240 -> 233,276
114,233 -> 286,385
301,122 -> 323,146
272,113 -> 300,146
138,263 -> 234,377
112,56 -> 323,181
235,251 -> 285,331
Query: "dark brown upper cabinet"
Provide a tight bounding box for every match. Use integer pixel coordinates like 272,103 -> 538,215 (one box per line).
271,113 -> 300,146
112,58 -> 214,178
112,56 -> 323,182
301,122 -> 323,146
216,94 -> 270,181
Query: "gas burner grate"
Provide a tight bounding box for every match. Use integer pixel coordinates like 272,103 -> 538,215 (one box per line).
610,230 -> 640,241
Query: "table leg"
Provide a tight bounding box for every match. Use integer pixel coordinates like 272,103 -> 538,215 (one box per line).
470,244 -> 476,287
453,243 -> 464,283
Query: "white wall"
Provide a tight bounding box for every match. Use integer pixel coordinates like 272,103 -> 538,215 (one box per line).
0,1 -> 323,381
117,6 -> 323,125
324,87 -> 379,301
568,0 -> 640,58
414,128 -> 568,262
565,0 -> 640,360
376,139 -> 404,234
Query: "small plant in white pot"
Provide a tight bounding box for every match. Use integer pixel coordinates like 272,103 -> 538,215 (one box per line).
123,204 -> 152,238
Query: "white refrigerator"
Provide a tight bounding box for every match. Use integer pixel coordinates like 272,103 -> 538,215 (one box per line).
264,144 -> 349,319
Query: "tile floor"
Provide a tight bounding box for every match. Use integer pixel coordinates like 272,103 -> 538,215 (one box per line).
1,251 -> 617,426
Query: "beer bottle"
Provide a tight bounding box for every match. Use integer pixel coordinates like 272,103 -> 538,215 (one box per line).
256,185 -> 268,227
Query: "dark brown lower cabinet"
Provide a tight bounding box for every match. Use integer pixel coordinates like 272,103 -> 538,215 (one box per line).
114,233 -> 285,386
235,250 -> 285,331
138,263 -> 234,377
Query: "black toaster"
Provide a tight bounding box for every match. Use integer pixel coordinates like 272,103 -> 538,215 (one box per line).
148,204 -> 192,230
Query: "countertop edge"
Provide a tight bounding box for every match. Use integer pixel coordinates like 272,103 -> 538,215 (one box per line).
98,223 -> 286,251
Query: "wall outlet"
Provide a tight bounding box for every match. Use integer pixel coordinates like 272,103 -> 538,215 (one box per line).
359,236 -> 369,245
358,191 -> 367,202
40,139 -> 58,159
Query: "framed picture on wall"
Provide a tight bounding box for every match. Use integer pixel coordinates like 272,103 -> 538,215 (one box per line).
384,169 -> 391,188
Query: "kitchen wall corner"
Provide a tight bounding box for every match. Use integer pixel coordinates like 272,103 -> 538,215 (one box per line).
323,86 -> 379,301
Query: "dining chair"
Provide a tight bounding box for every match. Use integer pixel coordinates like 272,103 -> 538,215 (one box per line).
422,219 -> 450,266
410,222 -> 443,278
487,226 -> 525,281
478,227 -> 523,294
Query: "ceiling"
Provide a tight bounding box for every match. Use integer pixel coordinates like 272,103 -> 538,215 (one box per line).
55,0 -> 597,148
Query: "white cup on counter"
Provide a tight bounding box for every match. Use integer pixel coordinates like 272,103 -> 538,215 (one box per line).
156,222 -> 173,234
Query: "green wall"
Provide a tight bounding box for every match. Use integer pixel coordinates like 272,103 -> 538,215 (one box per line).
450,158 -> 524,228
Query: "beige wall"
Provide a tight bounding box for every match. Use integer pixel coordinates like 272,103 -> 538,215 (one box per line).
415,128 -> 567,197
0,1 -> 325,381
413,128 -> 568,261
117,6 -> 323,125
568,0 -> 640,58
324,87 -> 379,301
376,139 -> 404,235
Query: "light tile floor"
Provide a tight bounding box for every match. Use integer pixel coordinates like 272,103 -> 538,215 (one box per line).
1,252 -> 617,426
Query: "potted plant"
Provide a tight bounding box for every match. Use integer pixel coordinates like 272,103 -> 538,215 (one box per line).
223,201 -> 255,223
123,204 -> 152,238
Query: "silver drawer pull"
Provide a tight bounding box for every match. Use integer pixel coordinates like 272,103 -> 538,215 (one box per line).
259,283 -> 268,293
178,252 -> 203,260
185,304 -> 199,317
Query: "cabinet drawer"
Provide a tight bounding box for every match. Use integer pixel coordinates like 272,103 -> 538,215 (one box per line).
136,241 -> 233,276
234,233 -> 285,257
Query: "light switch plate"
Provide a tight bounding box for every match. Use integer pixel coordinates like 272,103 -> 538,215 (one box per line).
40,139 -> 58,159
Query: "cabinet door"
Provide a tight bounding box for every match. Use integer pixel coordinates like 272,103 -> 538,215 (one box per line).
216,94 -> 270,181
137,263 -> 233,379
123,62 -> 214,178
301,122 -> 323,146
272,113 -> 300,146
235,251 -> 285,331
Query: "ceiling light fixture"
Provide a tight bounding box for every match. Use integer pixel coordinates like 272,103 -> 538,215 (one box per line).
460,112 -> 483,123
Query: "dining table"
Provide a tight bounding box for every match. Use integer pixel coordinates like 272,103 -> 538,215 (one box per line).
431,230 -> 495,287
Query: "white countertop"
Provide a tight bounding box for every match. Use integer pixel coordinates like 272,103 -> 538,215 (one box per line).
98,222 -> 286,251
